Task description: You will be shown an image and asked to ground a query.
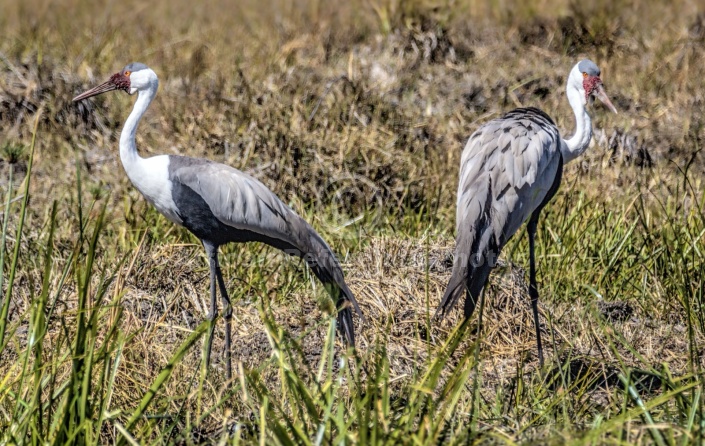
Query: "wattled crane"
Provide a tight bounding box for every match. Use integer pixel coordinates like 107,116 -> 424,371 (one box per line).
73,63 -> 363,382
436,59 -> 617,366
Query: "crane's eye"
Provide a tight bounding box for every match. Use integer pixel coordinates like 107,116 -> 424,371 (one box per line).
582,72 -> 588,78
124,71 -> 131,77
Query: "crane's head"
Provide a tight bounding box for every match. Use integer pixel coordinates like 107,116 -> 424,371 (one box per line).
568,59 -> 617,114
72,62 -> 157,102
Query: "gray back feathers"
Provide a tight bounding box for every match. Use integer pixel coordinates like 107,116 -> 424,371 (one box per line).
437,107 -> 563,318
168,156 -> 306,244
166,155 -> 363,326
456,107 -> 560,246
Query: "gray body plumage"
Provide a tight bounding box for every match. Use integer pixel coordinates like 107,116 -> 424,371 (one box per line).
438,107 -> 563,319
167,155 -> 361,345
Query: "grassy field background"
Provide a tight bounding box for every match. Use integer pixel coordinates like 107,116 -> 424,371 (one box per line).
1,0 -> 704,443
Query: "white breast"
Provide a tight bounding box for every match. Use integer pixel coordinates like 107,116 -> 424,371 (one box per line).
123,155 -> 183,225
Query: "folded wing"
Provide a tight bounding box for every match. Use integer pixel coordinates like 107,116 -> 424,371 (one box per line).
438,107 -> 563,318
169,156 -> 362,345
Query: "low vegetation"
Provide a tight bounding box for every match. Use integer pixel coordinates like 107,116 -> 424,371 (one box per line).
0,0 -> 703,443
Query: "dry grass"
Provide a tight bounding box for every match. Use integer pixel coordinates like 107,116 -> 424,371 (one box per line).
1,0 -> 704,443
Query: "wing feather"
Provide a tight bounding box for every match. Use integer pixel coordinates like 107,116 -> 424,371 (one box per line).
168,157 -> 363,344
438,107 -> 563,318
457,107 -> 561,249
172,161 -> 304,244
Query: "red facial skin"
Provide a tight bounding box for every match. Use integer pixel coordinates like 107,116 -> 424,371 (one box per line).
582,75 -> 602,101
72,70 -> 132,102
111,72 -> 131,91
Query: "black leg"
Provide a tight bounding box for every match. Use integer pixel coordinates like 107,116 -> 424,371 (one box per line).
527,212 -> 544,368
215,263 -> 233,383
204,243 -> 219,373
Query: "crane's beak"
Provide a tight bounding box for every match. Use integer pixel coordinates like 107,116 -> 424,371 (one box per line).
593,83 -> 618,114
72,79 -> 119,102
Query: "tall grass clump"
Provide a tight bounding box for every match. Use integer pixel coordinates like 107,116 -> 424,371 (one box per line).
0,120 -> 208,443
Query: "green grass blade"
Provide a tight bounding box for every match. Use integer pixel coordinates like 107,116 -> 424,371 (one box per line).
0,112 -> 39,347
120,320 -> 209,440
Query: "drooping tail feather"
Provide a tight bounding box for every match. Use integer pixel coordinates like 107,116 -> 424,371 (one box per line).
313,263 -> 360,347
436,266 -> 466,320
336,297 -> 356,347
436,258 -> 491,321
305,231 -> 363,348
438,177 -> 496,321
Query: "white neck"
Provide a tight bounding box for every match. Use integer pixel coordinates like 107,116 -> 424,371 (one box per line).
119,85 -> 157,167
561,84 -> 592,164
114,79 -> 183,225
